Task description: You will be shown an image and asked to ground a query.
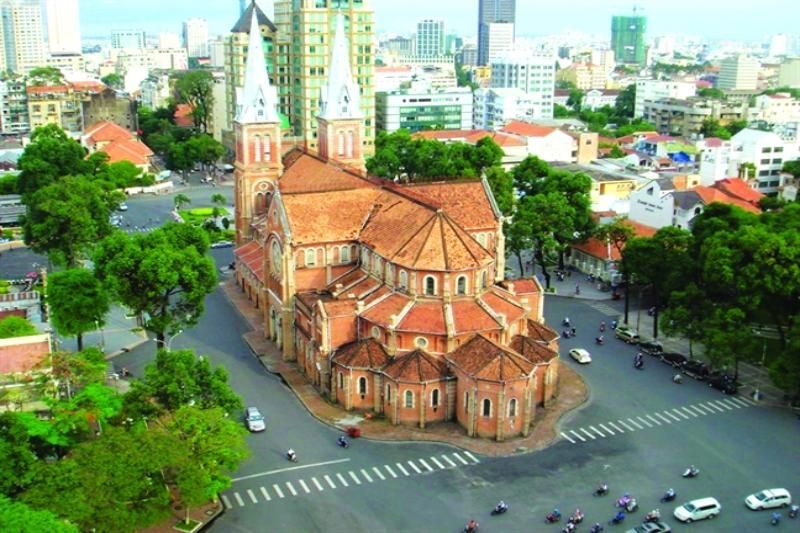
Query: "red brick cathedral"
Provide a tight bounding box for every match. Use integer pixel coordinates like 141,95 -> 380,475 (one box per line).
233,12 -> 559,441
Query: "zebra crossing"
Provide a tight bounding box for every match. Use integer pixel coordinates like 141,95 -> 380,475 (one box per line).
587,301 -> 620,316
221,451 -> 480,509
560,396 -> 756,444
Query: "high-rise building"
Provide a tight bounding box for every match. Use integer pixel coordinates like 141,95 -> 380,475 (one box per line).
183,18 -> 209,58
44,0 -> 81,55
376,87 -> 473,133
485,22 -> 514,63
159,32 -> 181,49
611,14 -> 647,66
0,0 -> 47,73
111,30 -> 146,49
416,19 -> 445,58
489,52 -> 556,119
273,0 -> 375,155
718,54 -> 759,91
778,57 -> 800,89
477,0 -> 515,66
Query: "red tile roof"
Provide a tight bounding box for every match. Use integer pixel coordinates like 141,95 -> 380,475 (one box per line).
281,188 -> 382,245
84,121 -> 134,146
413,129 -> 527,148
446,334 -> 534,381
509,335 -> 558,364
480,289 -> 526,324
451,300 -> 502,333
235,241 -> 264,281
360,293 -> 411,327
396,302 -> 447,335
174,104 -> 194,128
401,181 -> 498,231
26,85 -> 69,95
499,278 -> 541,295
527,320 -> 559,343
713,178 -> 764,205
280,152 -> 374,194
694,185 -> 761,214
573,220 -> 657,261
99,138 -> 153,166
501,120 -> 557,138
382,349 -> 451,383
332,339 -> 390,369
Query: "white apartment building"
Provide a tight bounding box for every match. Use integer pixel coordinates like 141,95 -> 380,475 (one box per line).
489,52 -> 555,119
209,37 -> 226,68
0,0 -> 47,74
111,30 -> 146,50
0,78 -> 29,134
778,57 -> 800,88
182,18 -> 209,58
140,73 -> 172,110
415,19 -> 444,58
474,87 -> 553,129
158,32 -> 181,50
44,0 -> 80,55
375,86 -> 473,133
634,79 -> 696,118
718,54 -> 759,91
485,22 -> 514,63
209,71 -> 228,142
750,93 -> 800,124
116,48 -> 189,82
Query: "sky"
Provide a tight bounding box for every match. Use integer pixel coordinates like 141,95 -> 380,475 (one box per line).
80,0 -> 797,42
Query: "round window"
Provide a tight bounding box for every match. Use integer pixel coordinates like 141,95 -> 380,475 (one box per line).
415,337 -> 428,349
371,326 -> 381,339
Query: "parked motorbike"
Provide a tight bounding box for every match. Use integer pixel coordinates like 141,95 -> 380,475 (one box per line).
682,466 -> 700,478
660,489 -> 676,503
545,509 -> 561,523
644,509 -> 661,523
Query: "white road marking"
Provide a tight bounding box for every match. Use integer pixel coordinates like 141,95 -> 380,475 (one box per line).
664,410 -> 683,421
452,453 -> 469,465
570,430 -> 587,442
359,469 -> 373,482
372,466 -> 386,480
285,481 -> 298,496
463,451 -> 480,463
599,423 -> 616,435
441,455 -> 457,467
636,416 -> 653,428
221,495 -> 232,509
691,404 -> 713,415
714,400 -> 733,411
705,401 -> 727,413
407,460 -> 422,474
646,414 -> 663,426
730,397 -> 750,407
679,407 -> 697,418
247,489 -> 258,503
260,486 -> 271,501
385,465 -> 398,478
312,477 -> 323,491
654,413 -> 672,424
418,458 -> 434,472
561,432 -> 576,443
232,458 -> 351,483
589,425 -> 606,437
430,456 -> 446,469
298,479 -> 311,493
348,471 -> 362,485
324,475 -> 336,489
396,463 -> 410,476
720,399 -> 741,409
272,484 -> 285,498
336,473 -> 349,487
607,421 -> 625,433
738,396 -> 757,406
618,419 -> 635,431
580,428 -> 597,440
234,492 -> 245,507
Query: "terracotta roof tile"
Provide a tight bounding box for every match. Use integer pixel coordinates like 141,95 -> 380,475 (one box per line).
502,120 -> 557,138
99,138 -> 153,165
84,121 -> 133,144
174,104 -> 194,128
401,181 -> 498,230
446,334 -> 534,381
281,188 -> 382,244
332,339 -> 390,369
500,278 -> 541,295
713,178 -> 764,205
359,293 -> 411,327
480,290 -> 526,323
573,220 -> 657,261
329,269 -> 367,293
382,349 -> 450,383
280,153 -> 375,194
413,129 -> 527,148
321,299 -> 359,316
509,335 -> 558,364
396,302 -> 447,335
526,320 -> 559,343
693,185 -> 761,214
451,300 -> 501,333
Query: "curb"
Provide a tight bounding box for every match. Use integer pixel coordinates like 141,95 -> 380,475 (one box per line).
105,336 -> 150,359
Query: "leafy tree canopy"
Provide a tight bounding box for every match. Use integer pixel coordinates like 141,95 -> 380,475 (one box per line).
0,495 -> 78,533
47,269 -> 110,351
0,316 -> 37,339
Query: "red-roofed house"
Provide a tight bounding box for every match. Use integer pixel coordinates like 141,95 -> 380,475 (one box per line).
174,104 -> 194,128
501,120 -> 580,163
82,121 -> 153,171
413,129 -> 529,167
570,218 -> 657,283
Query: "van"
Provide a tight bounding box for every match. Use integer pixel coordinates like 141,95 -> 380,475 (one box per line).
745,488 -> 791,510
673,497 -> 721,522
615,326 -> 640,344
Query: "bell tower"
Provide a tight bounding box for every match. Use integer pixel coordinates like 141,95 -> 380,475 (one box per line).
317,12 -> 365,171
234,11 -> 283,244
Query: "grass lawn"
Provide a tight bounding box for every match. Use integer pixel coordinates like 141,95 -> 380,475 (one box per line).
179,207 -> 229,225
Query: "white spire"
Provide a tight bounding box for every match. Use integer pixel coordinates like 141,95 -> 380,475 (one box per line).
236,11 -> 279,124
319,11 -> 362,120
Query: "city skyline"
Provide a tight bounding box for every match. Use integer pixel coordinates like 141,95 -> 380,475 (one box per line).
79,0 -> 798,42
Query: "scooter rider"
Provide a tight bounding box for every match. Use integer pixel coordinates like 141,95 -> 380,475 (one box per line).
495,500 -> 508,513
337,435 -> 349,448
464,519 -> 478,532
286,449 -> 296,461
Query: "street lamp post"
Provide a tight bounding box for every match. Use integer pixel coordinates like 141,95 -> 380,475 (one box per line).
155,330 -> 184,352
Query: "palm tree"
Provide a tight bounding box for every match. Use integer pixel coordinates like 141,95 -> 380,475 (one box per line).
210,193 -> 226,218
174,194 -> 191,210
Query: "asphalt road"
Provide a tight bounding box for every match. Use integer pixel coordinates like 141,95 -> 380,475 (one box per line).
111,261 -> 799,533
114,184 -> 234,233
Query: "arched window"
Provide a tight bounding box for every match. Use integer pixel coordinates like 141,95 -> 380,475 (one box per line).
255,192 -> 265,215
456,276 -> 467,295
371,326 -> 381,340
338,372 -> 344,389
481,270 -> 488,290
415,337 -> 428,349
386,263 -> 394,283
477,233 -> 487,247
361,247 -> 369,268
399,270 -> 408,290
263,134 -> 271,160
271,240 -> 282,275
431,388 -> 440,408
338,131 -> 345,156
508,398 -> 518,417
305,249 -> 316,267
424,276 -> 436,296
481,398 -> 492,417
373,256 -> 382,275
358,376 -> 367,395
464,391 -> 469,409
404,390 -> 414,408
385,384 -> 392,402
340,246 -> 350,263
253,135 -> 262,163
346,131 -> 354,158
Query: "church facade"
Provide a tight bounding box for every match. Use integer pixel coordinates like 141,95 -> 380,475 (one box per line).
233,12 -> 560,441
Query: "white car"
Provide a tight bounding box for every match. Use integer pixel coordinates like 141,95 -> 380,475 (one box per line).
745,488 -> 791,510
211,240 -> 234,249
569,348 -> 592,364
117,202 -> 129,211
245,406 -> 266,432
673,497 -> 721,523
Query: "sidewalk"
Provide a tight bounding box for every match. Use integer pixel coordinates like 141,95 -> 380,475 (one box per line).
222,280 -> 589,456
52,305 -> 149,358
507,251 -> 614,302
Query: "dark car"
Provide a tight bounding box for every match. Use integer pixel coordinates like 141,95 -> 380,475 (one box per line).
639,340 -> 664,356
682,360 -> 711,380
660,352 -> 687,367
708,372 -> 738,394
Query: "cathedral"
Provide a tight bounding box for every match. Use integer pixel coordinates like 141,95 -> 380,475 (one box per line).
233,12 -> 560,441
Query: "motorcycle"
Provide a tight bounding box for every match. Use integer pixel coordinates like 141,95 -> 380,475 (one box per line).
771,512 -> 781,525
337,437 -> 349,449
286,451 -> 298,463
561,523 -> 576,533
617,498 -> 637,513
595,336 -> 605,345
634,359 -> 644,370
673,373 -> 683,384
491,504 -> 509,516
644,509 -> 661,523
600,322 -> 606,332
594,485 -> 609,497
462,520 -> 479,533
589,525 -> 604,533
562,318 -> 571,327
545,509 -> 561,523
660,490 -> 676,503
789,504 -> 798,518
563,330 -> 573,339
682,466 -> 700,478
568,511 -> 584,524
608,512 -> 625,525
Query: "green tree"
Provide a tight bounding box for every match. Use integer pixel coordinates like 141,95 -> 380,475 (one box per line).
22,176 -> 114,267
0,495 -> 78,533
100,73 -> 123,90
738,161 -> 757,180
174,193 -> 191,210
567,88 -> 584,110
0,413 -> 37,497
614,84 -> 636,119
27,67 -> 64,86
16,125 -> 89,199
484,167 -> 514,217
175,71 -> 214,133
0,316 -> 37,338
698,87 -> 726,100
47,269 -> 110,351
0,174 -> 18,194
93,224 -> 217,344
782,159 -> 800,179
184,134 -> 225,169
608,145 -> 625,158
38,348 -> 108,401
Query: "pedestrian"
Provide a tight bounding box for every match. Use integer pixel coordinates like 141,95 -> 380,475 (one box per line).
575,283 -> 580,295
